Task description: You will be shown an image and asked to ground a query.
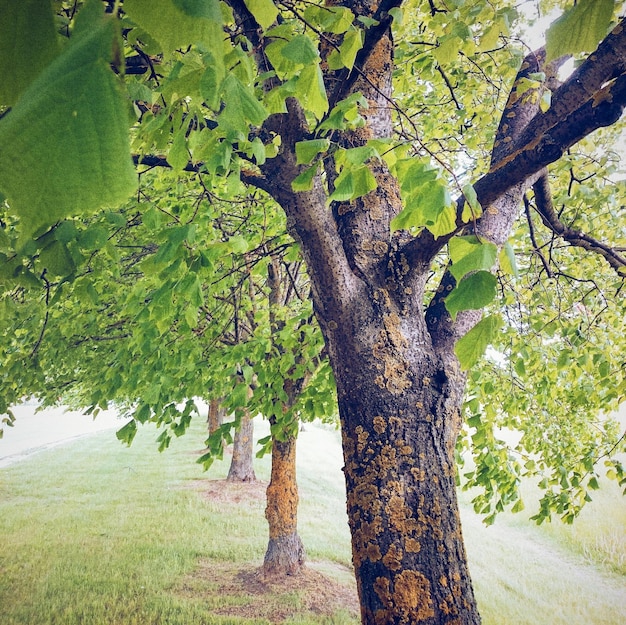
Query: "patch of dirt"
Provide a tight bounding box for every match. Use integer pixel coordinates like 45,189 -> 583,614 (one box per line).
186,478 -> 268,504
178,561 -> 359,623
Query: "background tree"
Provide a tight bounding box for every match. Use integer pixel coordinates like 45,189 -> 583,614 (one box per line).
1,1 -> 626,624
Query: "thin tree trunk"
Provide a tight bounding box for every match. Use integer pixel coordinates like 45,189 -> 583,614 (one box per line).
262,429 -> 305,576
227,410 -> 256,482
207,397 -> 225,435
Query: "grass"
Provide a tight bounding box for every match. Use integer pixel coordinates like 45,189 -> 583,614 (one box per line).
1,417 -> 625,624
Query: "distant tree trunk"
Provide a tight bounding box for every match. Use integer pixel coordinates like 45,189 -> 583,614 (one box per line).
227,410 -> 256,482
207,398 -> 225,435
262,427 -> 305,576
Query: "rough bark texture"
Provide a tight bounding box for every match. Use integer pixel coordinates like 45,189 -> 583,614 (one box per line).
227,410 -> 256,482
263,432 -> 305,575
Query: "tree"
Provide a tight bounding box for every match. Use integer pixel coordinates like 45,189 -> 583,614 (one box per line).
1,1 -> 626,623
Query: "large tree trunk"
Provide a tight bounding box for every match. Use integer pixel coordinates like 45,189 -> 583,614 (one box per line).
327,306 -> 478,624
227,410 -> 256,482
263,429 -> 305,576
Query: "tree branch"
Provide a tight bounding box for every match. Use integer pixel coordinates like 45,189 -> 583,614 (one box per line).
475,70 -> 626,209
327,0 -> 405,110
532,172 -> 626,275
523,190 -> 553,278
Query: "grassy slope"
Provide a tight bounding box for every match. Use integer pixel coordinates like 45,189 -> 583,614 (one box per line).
0,417 -> 624,624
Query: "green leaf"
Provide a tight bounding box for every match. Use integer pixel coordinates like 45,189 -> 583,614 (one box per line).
328,29 -> 363,71
295,139 -> 330,165
243,0 -> 278,31
449,236 -> 498,281
455,314 -> 504,370
328,165 -> 377,202
388,7 -> 403,25
219,74 -> 268,131
39,241 -> 76,277
294,64 -> 329,120
125,0 -> 222,56
499,242 -> 519,277
546,0 -> 615,61
199,51 -> 225,111
445,271 -> 497,320
116,419 -> 138,446
169,128 -> 190,171
391,181 -> 453,235
462,183 -> 482,222
303,6 -> 353,34
433,35 -> 461,65
0,0 -> 136,239
0,0 -> 59,106
281,34 -> 319,65
291,163 -> 319,192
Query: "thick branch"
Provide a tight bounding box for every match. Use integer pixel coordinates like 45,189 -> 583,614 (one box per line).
476,71 -> 626,208
327,0 -> 405,110
514,18 -> 626,155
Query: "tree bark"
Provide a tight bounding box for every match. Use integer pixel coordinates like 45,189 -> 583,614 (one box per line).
227,410 -> 256,482
326,303 -> 478,624
207,398 -> 225,435
263,430 -> 305,576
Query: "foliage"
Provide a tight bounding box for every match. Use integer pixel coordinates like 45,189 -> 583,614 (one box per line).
0,0 -> 625,529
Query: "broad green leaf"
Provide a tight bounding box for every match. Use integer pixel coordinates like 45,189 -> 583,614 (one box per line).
295,139 -> 330,165
388,7 -> 403,25
328,165 -> 377,202
39,241 -> 76,277
281,34 -> 319,65
116,419 -> 138,445
397,158 -> 439,195
328,29 -> 363,71
219,74 -> 268,131
243,0 -> 278,30
0,0 -> 59,106
499,241 -> 519,277
295,64 -> 329,120
169,128 -> 190,171
335,145 -> 379,167
433,35 -> 461,65
462,183 -> 482,222
546,0 -> 615,61
228,235 -> 249,254
445,271 -> 497,320
199,51 -> 225,110
391,181 -> 453,235
449,236 -> 498,281
0,1 -> 135,239
303,5 -> 353,34
292,163 -> 319,192
455,314 -> 504,370
317,92 -> 367,132
125,0 -> 222,56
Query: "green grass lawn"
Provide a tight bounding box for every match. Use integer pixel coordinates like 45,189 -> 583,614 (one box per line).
1,416 -> 624,624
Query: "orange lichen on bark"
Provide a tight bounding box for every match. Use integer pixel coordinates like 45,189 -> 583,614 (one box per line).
394,570 -> 436,621
372,415 -> 386,434
382,543 -> 403,571
355,425 -> 369,453
405,538 -> 421,553
265,436 -> 299,539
